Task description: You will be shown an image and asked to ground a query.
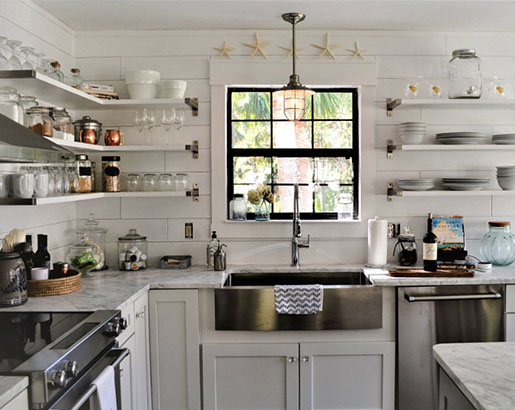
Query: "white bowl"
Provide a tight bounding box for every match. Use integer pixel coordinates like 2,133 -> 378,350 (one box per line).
127,83 -> 158,99
125,69 -> 160,84
161,80 -> 187,98
400,134 -> 424,144
497,177 -> 515,190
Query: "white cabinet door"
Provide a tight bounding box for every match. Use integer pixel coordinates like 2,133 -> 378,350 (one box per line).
1,389 -> 29,410
149,290 -> 201,410
134,293 -> 151,410
120,334 -> 136,410
439,368 -> 475,410
299,342 -> 395,410
202,343 -> 299,410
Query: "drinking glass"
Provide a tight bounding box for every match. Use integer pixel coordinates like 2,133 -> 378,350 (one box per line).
45,166 -> 56,196
52,166 -> 64,195
142,109 -> 156,145
173,109 -> 185,131
0,37 -> 8,70
159,173 -> 174,191
0,174 -> 8,198
127,173 -> 141,192
33,52 -> 46,74
19,46 -> 35,70
6,40 -> 23,70
134,110 -> 144,133
34,170 -> 49,198
173,173 -> 189,191
143,174 -> 158,191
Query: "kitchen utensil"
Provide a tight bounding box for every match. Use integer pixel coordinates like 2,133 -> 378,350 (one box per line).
104,129 -> 125,146
214,243 -> 227,271
73,116 -> 102,144
0,252 -> 27,306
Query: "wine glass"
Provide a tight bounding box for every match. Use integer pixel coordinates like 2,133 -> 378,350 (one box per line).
0,37 -> 8,70
134,110 -> 144,134
141,109 -> 156,145
173,109 -> 185,131
40,58 -> 53,74
161,109 -> 176,145
20,46 -> 35,70
6,40 -> 23,70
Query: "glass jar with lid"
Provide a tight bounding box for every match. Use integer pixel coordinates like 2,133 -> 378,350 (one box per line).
102,156 -> 121,192
75,154 -> 93,193
66,237 -> 104,278
66,162 -> 78,193
26,107 -> 54,137
229,194 -> 247,220
480,221 -> 515,266
19,95 -> 38,126
118,229 -> 148,271
448,49 -> 482,99
0,86 -> 23,125
68,68 -> 83,89
51,107 -> 74,140
393,227 -> 418,266
76,213 -> 108,270
48,61 -> 64,82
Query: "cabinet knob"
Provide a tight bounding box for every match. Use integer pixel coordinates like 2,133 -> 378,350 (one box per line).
302,356 -> 310,363
136,311 -> 145,319
287,356 -> 297,363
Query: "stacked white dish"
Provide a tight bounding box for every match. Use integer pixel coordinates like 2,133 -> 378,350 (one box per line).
496,166 -> 515,190
161,80 -> 187,98
442,178 -> 490,191
398,122 -> 426,144
125,69 -> 161,99
436,132 -> 489,145
493,134 -> 515,145
397,179 -> 435,191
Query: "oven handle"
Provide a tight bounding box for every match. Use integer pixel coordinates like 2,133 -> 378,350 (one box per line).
405,291 -> 502,303
69,348 -> 130,410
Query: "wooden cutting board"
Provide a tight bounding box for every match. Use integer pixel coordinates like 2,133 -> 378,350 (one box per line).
388,268 -> 474,277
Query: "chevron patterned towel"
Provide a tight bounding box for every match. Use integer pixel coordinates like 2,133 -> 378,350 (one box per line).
274,285 -> 324,315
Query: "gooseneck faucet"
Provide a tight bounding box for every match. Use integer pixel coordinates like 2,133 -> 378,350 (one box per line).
291,183 -> 310,267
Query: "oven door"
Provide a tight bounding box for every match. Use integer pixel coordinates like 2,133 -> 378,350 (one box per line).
48,347 -> 130,410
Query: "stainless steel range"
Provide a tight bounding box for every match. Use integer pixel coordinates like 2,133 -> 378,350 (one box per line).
0,310 -> 129,410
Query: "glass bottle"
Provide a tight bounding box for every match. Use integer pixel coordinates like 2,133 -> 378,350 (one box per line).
68,68 -> 83,89
48,61 -> 64,82
229,194 -> 247,221
34,234 -> 51,269
480,222 -> 515,266
448,49 -> 482,99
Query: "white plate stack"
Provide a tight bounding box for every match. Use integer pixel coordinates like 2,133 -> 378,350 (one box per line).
398,122 -> 426,144
496,166 -> 515,190
435,132 -> 489,145
442,178 -> 490,191
397,179 -> 435,191
493,134 -> 515,145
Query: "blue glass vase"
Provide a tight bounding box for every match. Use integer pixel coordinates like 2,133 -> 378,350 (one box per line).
479,222 -> 515,266
254,201 -> 270,221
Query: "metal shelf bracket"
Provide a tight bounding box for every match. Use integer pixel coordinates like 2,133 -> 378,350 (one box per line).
386,98 -> 401,117
386,140 -> 400,159
185,98 -> 199,116
185,140 -> 199,159
186,184 -> 200,202
387,183 -> 402,201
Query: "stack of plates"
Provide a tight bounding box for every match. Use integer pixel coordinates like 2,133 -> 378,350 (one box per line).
442,178 -> 490,191
496,166 -> 515,190
398,179 -> 435,191
399,122 -> 426,145
436,132 -> 489,145
493,134 -> 515,145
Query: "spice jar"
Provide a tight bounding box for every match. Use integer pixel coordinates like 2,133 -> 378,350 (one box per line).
69,68 -> 83,89
102,156 -> 121,192
448,49 -> 482,99
26,107 -> 54,137
118,229 -> 148,271
75,154 -> 93,193
393,227 -> 418,266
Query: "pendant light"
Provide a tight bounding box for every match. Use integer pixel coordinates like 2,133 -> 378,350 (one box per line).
274,12 -> 315,121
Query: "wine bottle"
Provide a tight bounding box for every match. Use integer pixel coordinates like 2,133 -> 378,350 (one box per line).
34,234 -> 51,269
423,213 -> 438,272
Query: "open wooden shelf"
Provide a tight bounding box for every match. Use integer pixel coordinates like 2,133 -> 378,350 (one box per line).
386,183 -> 515,201
385,141 -> 515,158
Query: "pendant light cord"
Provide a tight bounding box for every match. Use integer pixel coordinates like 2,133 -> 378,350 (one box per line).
292,20 -> 296,77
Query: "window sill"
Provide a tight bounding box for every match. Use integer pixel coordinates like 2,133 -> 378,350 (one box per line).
223,219 -> 361,224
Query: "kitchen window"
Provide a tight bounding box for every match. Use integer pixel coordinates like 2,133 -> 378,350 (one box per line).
227,87 -> 360,220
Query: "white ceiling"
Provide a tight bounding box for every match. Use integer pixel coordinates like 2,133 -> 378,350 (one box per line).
32,0 -> 515,32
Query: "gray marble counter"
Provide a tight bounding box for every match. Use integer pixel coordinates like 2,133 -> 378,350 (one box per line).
0,376 -> 28,408
433,342 -> 515,410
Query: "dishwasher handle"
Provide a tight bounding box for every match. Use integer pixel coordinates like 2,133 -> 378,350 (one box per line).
405,291 -> 502,303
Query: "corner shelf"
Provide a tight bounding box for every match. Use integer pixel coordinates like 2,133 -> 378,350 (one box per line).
0,70 -> 198,115
386,183 -> 515,201
385,97 -> 515,117
44,138 -> 199,158
0,185 -> 200,206
385,141 -> 515,158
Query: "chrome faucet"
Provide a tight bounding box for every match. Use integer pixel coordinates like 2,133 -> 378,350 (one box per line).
291,183 -> 310,267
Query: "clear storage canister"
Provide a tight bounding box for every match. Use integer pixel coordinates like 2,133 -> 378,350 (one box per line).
26,107 -> 54,137
480,221 -> 515,266
76,213 -> 108,270
448,49 -> 482,99
102,156 -> 121,192
51,107 -> 74,140
75,154 -> 93,193
19,95 -> 38,126
229,194 -> 247,220
118,229 -> 148,271
0,86 -> 23,125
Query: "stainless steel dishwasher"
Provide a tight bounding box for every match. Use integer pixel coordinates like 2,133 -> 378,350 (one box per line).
397,285 -> 504,410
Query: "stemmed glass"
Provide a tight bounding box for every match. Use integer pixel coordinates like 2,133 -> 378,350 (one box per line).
19,46 -> 35,69
173,109 -> 185,131
0,37 -> 8,70
141,109 -> 156,145
161,109 -> 176,145
134,110 -> 144,134
6,40 -> 23,70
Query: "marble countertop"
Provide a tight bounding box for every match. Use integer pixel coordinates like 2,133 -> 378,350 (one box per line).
433,343 -> 515,410
0,376 -> 28,408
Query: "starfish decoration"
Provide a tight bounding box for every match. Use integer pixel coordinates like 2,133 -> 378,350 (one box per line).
346,41 -> 367,60
213,41 -> 235,59
243,33 -> 271,59
311,33 -> 339,60
279,43 -> 303,60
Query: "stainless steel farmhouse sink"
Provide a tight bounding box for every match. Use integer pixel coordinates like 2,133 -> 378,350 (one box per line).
215,271 -> 382,331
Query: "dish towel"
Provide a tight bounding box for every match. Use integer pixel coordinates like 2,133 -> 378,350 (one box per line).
274,284 -> 324,315
89,365 -> 117,410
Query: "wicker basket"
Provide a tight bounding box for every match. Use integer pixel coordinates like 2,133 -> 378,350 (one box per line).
27,270 -> 81,297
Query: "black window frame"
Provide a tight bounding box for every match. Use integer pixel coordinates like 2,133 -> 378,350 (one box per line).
227,86 -> 360,220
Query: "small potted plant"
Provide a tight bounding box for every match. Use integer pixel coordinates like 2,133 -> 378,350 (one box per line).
247,184 -> 274,221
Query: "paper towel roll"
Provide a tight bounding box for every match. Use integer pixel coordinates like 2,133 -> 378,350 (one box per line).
368,217 -> 388,267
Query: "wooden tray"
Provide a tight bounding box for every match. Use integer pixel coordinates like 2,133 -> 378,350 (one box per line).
388,268 -> 474,278
27,270 -> 81,297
